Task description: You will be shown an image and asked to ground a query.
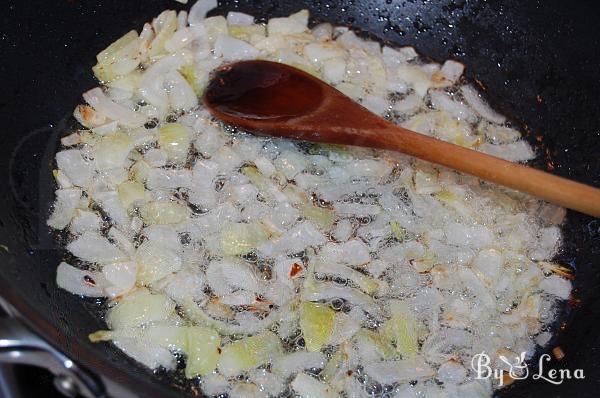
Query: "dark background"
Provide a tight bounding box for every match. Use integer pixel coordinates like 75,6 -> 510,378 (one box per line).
1,0 -> 599,397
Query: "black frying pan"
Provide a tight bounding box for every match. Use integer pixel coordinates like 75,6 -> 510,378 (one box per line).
1,0 -> 599,397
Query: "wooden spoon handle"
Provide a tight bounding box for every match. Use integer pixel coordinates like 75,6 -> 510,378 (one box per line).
373,125 -> 600,217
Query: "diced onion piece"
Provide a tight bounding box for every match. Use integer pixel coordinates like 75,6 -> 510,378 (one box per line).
135,240 -> 183,285
323,58 -> 346,85
314,261 -> 378,295
221,222 -> 268,256
228,24 -> 266,42
56,262 -> 106,297
258,221 -> 325,257
117,181 -> 147,211
299,302 -> 335,352
202,16 -> 228,43
188,0 -> 218,25
382,45 -> 417,66
291,373 -> 336,398
461,85 -> 506,124
429,90 -> 476,123
70,210 -> 103,234
47,188 -> 82,229
364,356 -> 434,384
56,149 -> 93,188
267,10 -> 309,35
139,201 -> 189,225
272,351 -> 326,378
320,240 -> 371,266
93,30 -> 141,82
112,337 -> 176,370
303,279 -> 381,316
437,360 -> 467,384
479,141 -> 535,162
328,308 -> 364,346
83,87 -> 145,128
217,331 -> 282,377
312,23 -> 333,41
107,289 -> 175,329
304,42 -> 345,63
444,222 -> 493,248
164,27 -> 194,53
179,63 -> 205,96
214,35 -> 259,60
206,259 -> 260,295
92,121 -> 119,136
435,60 -> 464,86
89,325 -> 186,350
158,123 -> 192,164
94,191 -> 130,227
540,275 -> 571,300
130,160 -> 151,184
248,369 -> 285,397
166,70 -> 199,111
201,374 -> 230,396
227,11 -> 254,26
67,231 -> 128,264
274,150 -> 309,179
94,133 -> 134,171
149,10 -> 177,57
185,326 -> 221,378
300,203 -> 336,232
102,261 -> 137,297
382,300 -> 419,358
354,329 -> 396,362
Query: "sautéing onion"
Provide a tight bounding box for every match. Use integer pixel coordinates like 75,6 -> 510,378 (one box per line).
48,3 -> 572,396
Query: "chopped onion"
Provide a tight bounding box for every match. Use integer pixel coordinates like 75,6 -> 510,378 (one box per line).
291,373 -> 336,398
94,191 -> 130,227
479,141 -> 535,162
158,123 -> 192,164
188,0 -> 218,25
56,262 -> 107,297
139,201 -> 189,225
102,261 -> 137,298
56,149 -> 94,188
67,231 -> 128,264
70,210 -> 102,235
83,87 -> 145,128
135,240 -> 183,285
214,35 -> 260,60
206,259 -> 261,295
258,221 -> 326,257
272,351 -> 326,378
51,8 -> 570,397
185,326 -> 221,377
107,289 -> 175,329
166,70 -> 198,111
461,85 -> 506,124
364,356 -> 435,384
47,188 -> 82,229
248,369 -> 285,397
226,11 -> 254,26
267,10 -> 309,35
217,331 -> 282,377
540,275 -> 571,300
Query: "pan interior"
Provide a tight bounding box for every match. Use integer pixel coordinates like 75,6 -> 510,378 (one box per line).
1,1 -> 599,397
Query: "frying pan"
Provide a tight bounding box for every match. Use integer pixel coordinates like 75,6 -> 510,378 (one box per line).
1,0 -> 599,397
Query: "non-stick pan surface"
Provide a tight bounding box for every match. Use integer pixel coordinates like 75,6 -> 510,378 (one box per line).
1,0 -> 599,397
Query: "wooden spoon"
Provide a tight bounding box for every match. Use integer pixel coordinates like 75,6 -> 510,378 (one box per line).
203,60 -> 600,217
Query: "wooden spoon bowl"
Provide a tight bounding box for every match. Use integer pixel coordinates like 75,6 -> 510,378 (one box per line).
204,60 -> 600,217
